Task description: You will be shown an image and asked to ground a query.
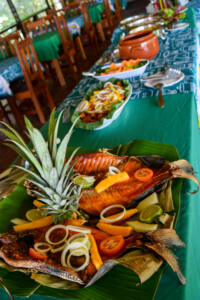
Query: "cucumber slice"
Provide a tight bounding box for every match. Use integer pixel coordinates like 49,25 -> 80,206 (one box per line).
136,193 -> 159,212
126,220 -> 158,233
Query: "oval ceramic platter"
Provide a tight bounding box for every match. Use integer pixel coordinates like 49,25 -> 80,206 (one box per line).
143,71 -> 184,88
87,60 -> 149,81
71,78 -> 132,130
166,22 -> 189,32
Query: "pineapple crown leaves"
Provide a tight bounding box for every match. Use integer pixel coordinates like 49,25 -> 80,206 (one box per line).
0,111 -> 81,222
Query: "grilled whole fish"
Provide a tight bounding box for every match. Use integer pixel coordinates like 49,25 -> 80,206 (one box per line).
72,153 -> 200,215
0,229 -> 83,285
0,228 -> 186,285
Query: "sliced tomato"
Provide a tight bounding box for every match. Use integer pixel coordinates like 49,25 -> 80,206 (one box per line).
29,248 -> 47,261
134,168 -> 153,182
99,235 -> 125,256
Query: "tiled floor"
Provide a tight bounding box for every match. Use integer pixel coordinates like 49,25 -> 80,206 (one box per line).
0,0 -> 148,172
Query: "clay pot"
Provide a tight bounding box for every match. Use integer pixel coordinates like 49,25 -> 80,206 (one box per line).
119,31 -> 159,60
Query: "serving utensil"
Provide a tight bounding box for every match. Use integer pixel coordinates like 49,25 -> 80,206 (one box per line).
120,14 -> 146,26
141,68 -> 181,82
127,16 -> 162,29
82,71 -> 96,77
155,83 -> 165,107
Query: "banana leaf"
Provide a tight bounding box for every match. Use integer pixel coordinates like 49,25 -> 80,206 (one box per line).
71,78 -> 132,130
0,139 -> 182,299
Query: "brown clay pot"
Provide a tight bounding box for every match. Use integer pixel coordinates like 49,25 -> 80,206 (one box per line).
119,31 -> 159,60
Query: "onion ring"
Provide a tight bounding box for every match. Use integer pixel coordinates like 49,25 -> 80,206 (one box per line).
45,225 -> 68,245
100,204 -> 126,223
34,242 -> 52,253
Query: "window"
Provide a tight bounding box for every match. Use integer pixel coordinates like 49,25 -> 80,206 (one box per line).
12,0 -> 48,21
51,0 -> 63,10
0,1 -> 16,32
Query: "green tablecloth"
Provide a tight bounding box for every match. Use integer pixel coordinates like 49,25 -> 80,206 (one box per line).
67,3 -> 104,29
32,30 -> 61,62
89,3 -> 104,23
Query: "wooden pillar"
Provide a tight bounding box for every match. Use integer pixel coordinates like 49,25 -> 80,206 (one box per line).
6,0 -> 26,35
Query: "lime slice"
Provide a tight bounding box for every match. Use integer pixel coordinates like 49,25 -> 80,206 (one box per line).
136,193 -> 158,212
70,237 -> 91,256
139,204 -> 163,224
73,175 -> 95,189
25,209 -> 44,222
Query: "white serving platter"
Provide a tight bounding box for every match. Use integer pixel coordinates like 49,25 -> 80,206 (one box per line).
143,71 -> 184,88
93,60 -> 149,81
94,85 -> 133,130
167,22 -> 189,32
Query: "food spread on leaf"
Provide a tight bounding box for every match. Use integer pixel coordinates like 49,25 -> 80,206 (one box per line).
95,59 -> 147,76
76,81 -> 125,123
0,111 -> 199,289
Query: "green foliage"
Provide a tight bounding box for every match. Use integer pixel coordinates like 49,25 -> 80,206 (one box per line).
0,0 -> 48,32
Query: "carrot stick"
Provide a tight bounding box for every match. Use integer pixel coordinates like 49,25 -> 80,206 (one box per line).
88,234 -> 103,270
99,208 -> 138,223
96,222 -> 133,237
64,219 -> 86,226
14,216 -> 52,232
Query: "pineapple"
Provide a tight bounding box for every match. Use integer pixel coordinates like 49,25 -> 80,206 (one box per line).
0,110 -> 82,223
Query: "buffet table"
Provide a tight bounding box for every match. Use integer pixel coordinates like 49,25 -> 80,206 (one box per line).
0,7 -> 200,300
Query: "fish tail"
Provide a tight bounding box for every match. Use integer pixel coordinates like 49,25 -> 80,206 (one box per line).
146,229 -> 185,248
145,242 -> 186,285
145,229 -> 186,285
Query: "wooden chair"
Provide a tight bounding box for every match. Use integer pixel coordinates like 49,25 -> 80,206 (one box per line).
4,31 -> 22,56
65,2 -> 98,44
54,15 -> 81,75
65,2 -> 81,17
54,14 -> 86,61
25,15 -> 55,37
114,0 -> 122,23
80,2 -> 98,45
101,0 -> 115,36
8,38 -> 54,126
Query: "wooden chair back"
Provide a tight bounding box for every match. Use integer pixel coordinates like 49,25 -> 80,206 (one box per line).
25,15 -> 55,37
80,2 -> 93,33
0,38 -> 10,59
65,2 -> 81,17
14,38 -> 45,86
102,0 -> 115,30
54,15 -> 74,50
4,31 -> 22,56
13,37 -> 54,124
114,0 -> 122,22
